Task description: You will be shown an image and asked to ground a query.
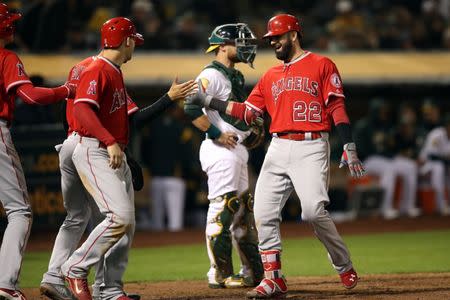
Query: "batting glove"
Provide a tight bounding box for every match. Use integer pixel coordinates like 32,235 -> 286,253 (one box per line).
185,79 -> 213,107
339,142 -> 365,178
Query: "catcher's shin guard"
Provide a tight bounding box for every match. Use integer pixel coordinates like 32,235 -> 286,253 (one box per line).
206,192 -> 241,285
232,192 -> 264,285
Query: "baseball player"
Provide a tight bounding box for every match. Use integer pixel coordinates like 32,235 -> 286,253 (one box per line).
0,3 -> 75,300
184,23 -> 264,289
187,14 -> 365,298
39,50 -> 195,300
55,17 -> 141,300
418,113 -> 450,216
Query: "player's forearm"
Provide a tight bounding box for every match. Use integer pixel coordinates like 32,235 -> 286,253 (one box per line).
137,93 -> 173,122
16,83 -> 69,105
74,102 -> 116,146
328,96 -> 353,144
192,115 -> 222,139
206,98 -> 258,124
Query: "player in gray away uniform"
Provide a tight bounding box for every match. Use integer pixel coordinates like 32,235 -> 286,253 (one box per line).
184,24 -> 264,289
40,55 -> 195,300
186,14 -> 365,299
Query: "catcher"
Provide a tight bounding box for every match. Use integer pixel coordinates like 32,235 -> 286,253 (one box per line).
184,23 -> 264,289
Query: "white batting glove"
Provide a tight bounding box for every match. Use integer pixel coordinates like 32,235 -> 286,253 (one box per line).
339,142 -> 365,178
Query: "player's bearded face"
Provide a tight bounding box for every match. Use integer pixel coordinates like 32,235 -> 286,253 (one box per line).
227,45 -> 240,63
269,33 -> 292,61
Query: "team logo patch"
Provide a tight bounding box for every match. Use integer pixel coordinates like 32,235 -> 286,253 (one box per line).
16,62 -> 26,77
331,73 -> 342,88
87,80 -> 97,95
110,88 -> 126,113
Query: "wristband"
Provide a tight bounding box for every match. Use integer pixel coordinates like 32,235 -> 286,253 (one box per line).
206,124 -> 221,139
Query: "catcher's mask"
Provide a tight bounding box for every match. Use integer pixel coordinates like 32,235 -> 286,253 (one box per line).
206,23 -> 257,68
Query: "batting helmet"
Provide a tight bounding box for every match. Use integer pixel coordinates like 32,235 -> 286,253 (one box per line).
263,14 -> 301,38
206,23 -> 257,67
0,3 -> 21,39
101,17 -> 144,48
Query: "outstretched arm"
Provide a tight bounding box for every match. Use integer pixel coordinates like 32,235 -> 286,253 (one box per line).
135,78 -> 196,126
16,83 -> 74,105
185,80 -> 262,126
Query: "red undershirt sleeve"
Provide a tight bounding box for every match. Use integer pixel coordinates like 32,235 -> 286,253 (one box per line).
16,83 -> 69,105
73,102 -> 116,146
327,95 -> 350,125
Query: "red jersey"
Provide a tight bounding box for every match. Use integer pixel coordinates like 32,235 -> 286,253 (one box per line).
0,49 -> 32,124
246,52 -> 345,133
66,56 -> 138,135
73,56 -> 129,144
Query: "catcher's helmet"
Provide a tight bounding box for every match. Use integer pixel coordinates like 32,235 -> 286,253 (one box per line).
0,3 -> 21,39
101,17 -> 144,48
263,14 -> 301,38
206,23 -> 257,67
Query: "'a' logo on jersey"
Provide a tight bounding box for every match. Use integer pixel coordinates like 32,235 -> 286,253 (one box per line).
110,88 -> 126,113
87,80 -> 97,95
16,63 -> 26,77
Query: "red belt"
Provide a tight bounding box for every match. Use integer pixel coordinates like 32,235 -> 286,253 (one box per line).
275,132 -> 322,141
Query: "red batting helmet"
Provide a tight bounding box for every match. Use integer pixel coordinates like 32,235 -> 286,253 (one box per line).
0,3 -> 21,39
263,14 -> 301,38
101,17 -> 144,48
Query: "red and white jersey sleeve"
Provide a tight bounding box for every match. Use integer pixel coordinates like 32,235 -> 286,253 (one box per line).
0,49 -> 32,123
320,58 -> 345,106
74,68 -> 107,109
126,92 -> 138,115
245,74 -> 267,114
2,50 -> 31,93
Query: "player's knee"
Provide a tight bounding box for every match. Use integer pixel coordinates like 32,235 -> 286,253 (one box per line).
113,211 -> 135,227
6,205 -> 32,220
301,203 -> 326,222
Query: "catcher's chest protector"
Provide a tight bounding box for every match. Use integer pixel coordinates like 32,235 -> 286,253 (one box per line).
205,61 -> 250,131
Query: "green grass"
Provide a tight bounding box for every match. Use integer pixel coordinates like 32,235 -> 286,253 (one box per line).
20,230 -> 450,288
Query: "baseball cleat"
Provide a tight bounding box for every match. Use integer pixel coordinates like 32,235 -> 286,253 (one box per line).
208,282 -> 225,289
246,277 -> 287,299
123,294 -> 140,300
340,268 -> 358,289
224,274 -> 257,288
0,288 -> 27,300
64,277 -> 91,300
40,282 -> 75,300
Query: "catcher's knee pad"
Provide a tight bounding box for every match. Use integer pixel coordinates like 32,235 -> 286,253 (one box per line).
232,192 -> 264,283
206,192 -> 241,282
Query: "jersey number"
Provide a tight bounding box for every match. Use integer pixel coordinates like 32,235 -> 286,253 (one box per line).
293,101 -> 322,122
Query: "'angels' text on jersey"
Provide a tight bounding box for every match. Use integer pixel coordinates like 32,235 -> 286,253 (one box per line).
271,76 -> 319,102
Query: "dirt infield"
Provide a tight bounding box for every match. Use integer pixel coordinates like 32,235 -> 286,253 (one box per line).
23,216 -> 450,299
23,273 -> 450,299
